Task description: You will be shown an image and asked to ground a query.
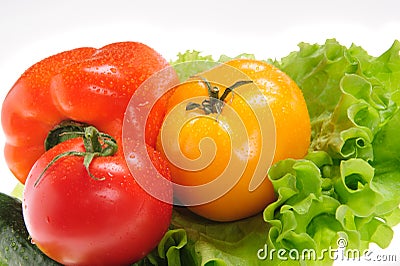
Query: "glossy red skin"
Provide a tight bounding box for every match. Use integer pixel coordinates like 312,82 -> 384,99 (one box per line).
23,138 -> 172,265
1,42 -> 177,183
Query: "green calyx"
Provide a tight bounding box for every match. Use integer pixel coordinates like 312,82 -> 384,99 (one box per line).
35,123 -> 118,187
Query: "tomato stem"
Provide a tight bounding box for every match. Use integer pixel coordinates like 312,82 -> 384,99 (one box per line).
200,76 -> 220,100
219,80 -> 253,102
186,78 -> 253,115
35,125 -> 118,187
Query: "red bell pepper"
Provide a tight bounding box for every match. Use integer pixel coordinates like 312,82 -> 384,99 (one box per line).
1,41 -> 178,183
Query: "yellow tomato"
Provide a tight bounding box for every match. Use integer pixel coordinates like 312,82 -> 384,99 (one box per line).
156,59 -> 311,221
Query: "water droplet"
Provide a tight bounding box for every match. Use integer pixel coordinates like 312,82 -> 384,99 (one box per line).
138,101 -> 149,107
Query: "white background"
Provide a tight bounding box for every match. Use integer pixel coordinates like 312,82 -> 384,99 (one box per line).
0,0 -> 399,265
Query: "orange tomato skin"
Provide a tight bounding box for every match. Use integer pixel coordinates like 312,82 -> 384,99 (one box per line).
225,59 -> 311,164
157,59 -> 311,222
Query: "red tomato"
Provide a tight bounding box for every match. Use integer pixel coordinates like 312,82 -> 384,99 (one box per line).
23,134 -> 172,265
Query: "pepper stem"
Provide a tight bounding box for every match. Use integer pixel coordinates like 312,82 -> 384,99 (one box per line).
44,120 -> 90,151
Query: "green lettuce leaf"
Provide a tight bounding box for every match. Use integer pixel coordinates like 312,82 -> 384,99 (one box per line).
266,39 -> 400,263
169,50 -> 215,82
135,39 -> 400,266
134,208 -> 270,266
